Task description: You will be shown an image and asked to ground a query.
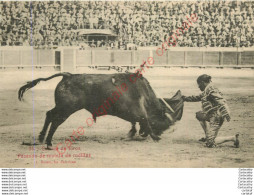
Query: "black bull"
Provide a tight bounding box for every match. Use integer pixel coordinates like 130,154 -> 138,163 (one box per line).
18,72 -> 184,148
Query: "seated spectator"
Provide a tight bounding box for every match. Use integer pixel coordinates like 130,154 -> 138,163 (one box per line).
97,40 -> 101,47
90,39 -> 96,48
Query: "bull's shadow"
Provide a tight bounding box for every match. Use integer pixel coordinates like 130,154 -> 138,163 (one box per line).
73,135 -> 148,143
122,136 -> 148,142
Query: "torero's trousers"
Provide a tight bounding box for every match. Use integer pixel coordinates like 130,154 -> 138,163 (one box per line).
197,111 -> 224,147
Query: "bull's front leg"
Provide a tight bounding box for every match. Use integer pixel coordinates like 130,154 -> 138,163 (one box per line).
128,122 -> 137,138
139,121 -> 148,137
138,97 -> 161,141
139,120 -> 161,141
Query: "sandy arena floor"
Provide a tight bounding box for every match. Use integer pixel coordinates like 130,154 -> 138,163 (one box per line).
0,67 -> 253,167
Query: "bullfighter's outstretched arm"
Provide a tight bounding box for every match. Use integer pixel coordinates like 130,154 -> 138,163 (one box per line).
182,94 -> 202,102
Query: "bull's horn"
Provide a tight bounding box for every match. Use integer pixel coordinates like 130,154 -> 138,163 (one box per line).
165,113 -> 174,122
144,75 -> 175,113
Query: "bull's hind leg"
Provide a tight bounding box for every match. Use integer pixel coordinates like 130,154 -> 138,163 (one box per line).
38,108 -> 55,143
128,122 -> 137,138
45,108 -> 74,149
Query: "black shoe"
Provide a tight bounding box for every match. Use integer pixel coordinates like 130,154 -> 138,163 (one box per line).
199,137 -> 206,142
234,134 -> 240,148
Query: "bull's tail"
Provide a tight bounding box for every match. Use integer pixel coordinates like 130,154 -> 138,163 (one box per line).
18,72 -> 71,101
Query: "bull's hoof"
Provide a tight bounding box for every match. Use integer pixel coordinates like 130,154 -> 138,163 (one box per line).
128,129 -> 137,138
139,129 -> 144,135
140,131 -> 149,137
150,133 -> 161,141
46,145 -> 54,150
46,143 -> 53,150
139,129 -> 149,137
38,134 -> 45,143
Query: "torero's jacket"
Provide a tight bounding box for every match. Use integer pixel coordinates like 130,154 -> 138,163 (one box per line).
183,83 -> 230,119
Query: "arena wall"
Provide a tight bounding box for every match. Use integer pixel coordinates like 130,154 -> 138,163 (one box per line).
0,47 -> 55,68
0,47 -> 254,71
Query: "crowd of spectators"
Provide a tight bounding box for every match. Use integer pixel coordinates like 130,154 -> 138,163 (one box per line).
0,1 -> 254,48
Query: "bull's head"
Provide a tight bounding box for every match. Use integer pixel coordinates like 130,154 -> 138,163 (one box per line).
150,90 -> 184,136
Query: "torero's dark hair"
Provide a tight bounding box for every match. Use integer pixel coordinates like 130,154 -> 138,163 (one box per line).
197,74 -> 212,84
